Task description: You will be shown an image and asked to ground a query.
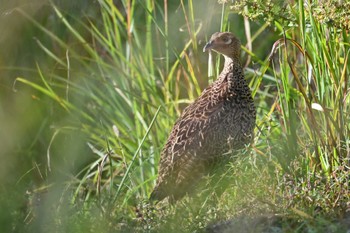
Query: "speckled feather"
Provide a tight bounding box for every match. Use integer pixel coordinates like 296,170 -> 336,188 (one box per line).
150,32 -> 256,202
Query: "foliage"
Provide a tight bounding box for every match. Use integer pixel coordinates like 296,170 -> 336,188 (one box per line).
230,0 -> 350,29
0,0 -> 349,232
230,0 -> 297,26
230,0 -> 350,224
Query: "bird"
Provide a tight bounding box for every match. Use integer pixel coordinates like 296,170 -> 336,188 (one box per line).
150,32 -> 256,202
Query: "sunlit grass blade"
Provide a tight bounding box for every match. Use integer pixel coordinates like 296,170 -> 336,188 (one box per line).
113,106 -> 161,203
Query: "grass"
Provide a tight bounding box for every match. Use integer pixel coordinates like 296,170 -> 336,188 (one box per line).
0,0 -> 349,232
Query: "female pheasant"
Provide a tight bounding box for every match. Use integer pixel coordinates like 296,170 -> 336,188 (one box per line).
150,32 -> 256,202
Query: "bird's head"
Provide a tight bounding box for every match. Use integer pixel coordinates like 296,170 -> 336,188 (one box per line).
203,32 -> 241,59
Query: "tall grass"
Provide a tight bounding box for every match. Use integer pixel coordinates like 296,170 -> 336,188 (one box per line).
16,0 -> 214,211
267,1 -> 350,177
242,0 -> 350,217
8,0 -> 350,232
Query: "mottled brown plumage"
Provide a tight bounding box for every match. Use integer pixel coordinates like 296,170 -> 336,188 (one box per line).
150,32 -> 256,202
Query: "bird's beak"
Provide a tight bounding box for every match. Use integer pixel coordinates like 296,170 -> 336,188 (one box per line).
203,40 -> 214,52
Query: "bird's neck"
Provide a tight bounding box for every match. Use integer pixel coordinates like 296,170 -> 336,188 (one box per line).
214,54 -> 249,95
223,55 -> 240,68
218,55 -> 242,80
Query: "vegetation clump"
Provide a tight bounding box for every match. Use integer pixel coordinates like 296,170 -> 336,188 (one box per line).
230,0 -> 350,29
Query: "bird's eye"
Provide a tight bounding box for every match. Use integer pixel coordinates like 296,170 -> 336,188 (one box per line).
223,37 -> 232,44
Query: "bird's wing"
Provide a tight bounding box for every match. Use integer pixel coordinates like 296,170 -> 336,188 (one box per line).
151,85 -> 227,201
163,79 -> 230,160
151,78 -> 233,201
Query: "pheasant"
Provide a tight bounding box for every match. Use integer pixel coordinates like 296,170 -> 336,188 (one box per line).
150,32 -> 256,202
